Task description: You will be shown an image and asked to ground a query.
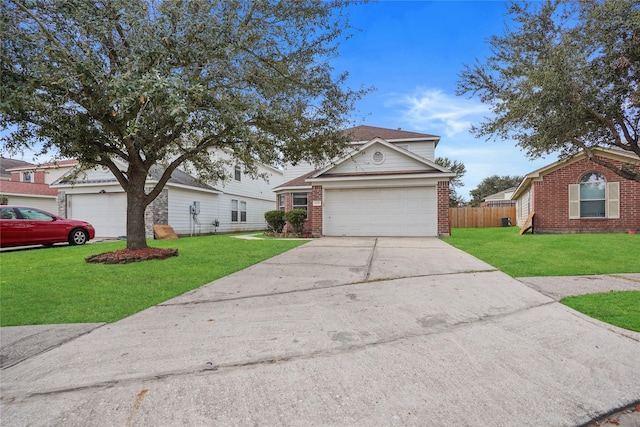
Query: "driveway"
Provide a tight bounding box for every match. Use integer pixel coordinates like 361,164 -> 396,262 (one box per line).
1,237 -> 639,426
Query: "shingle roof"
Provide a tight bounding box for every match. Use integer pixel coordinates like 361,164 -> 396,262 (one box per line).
343,125 -> 438,142
148,165 -> 220,192
0,158 -> 34,176
273,169 -> 317,190
0,180 -> 58,196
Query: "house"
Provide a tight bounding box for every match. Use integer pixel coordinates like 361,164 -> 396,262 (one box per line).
274,125 -> 455,237
480,187 -> 517,207
52,152 -> 283,238
1,157 -> 33,181
511,147 -> 640,233
0,158 -> 77,211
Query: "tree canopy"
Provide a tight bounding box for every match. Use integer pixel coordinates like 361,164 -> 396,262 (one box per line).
1,0 -> 367,250
457,0 -> 640,182
469,175 -> 523,207
435,157 -> 466,207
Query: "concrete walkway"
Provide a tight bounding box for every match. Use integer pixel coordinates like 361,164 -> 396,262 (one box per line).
1,237 -> 639,426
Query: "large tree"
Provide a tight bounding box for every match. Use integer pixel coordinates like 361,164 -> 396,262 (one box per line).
435,157 -> 467,207
457,0 -> 640,182
1,0 -> 367,250
469,175 -> 523,207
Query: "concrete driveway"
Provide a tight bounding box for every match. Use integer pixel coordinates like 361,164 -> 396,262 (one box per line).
1,237 -> 639,426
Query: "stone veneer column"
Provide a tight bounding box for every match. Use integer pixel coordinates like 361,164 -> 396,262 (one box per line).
144,188 -> 169,238
57,191 -> 67,217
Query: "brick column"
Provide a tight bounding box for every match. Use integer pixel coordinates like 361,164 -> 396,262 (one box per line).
310,185 -> 323,237
437,181 -> 450,237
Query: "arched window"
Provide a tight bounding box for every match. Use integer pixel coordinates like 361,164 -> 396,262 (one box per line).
579,172 -> 606,217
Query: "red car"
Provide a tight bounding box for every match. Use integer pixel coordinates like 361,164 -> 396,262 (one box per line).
0,206 -> 95,248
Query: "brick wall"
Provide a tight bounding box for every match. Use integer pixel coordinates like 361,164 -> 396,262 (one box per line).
437,181 -> 451,237
533,156 -> 640,233
278,191 -> 313,235
309,186 -> 323,237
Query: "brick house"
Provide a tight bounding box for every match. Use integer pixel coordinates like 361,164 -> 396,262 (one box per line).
274,125 -> 454,237
0,159 -> 78,212
511,148 -> 640,233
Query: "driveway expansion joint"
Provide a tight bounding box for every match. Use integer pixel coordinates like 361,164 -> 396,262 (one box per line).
158,269 -> 502,307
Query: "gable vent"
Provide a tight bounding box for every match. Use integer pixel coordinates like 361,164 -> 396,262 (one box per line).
372,151 -> 385,165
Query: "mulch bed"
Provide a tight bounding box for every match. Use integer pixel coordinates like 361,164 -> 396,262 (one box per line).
85,247 -> 178,264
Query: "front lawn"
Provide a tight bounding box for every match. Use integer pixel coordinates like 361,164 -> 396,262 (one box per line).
445,227 -> 640,332
445,227 -> 640,277
0,235 -> 307,326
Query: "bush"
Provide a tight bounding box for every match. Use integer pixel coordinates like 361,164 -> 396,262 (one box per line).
285,209 -> 307,234
264,210 -> 285,233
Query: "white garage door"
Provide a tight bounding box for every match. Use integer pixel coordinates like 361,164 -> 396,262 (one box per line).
324,186 -> 437,237
68,193 -> 127,238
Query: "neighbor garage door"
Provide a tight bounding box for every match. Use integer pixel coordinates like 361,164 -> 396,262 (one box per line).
323,186 -> 437,237
68,193 -> 127,238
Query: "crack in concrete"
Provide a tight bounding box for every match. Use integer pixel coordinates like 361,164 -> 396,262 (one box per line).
3,299 -> 557,403
364,237 -> 378,281
158,268 -> 500,307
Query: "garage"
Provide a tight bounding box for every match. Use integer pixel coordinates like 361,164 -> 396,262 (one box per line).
67,193 -> 127,238
323,186 -> 437,237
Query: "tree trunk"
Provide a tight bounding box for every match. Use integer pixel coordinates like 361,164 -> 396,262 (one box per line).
126,176 -> 150,250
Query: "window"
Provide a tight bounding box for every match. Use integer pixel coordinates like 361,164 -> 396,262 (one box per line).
568,173 -> 620,219
1,207 -> 17,219
278,194 -> 285,211
231,199 -> 238,222
18,207 -> 54,220
240,201 -> 247,222
579,172 -> 606,217
234,165 -> 241,181
292,193 -> 308,212
23,172 -> 32,183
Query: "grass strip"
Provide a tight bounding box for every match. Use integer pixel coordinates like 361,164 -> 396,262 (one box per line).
561,291 -> 640,332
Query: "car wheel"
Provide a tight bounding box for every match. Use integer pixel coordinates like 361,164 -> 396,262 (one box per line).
69,228 -> 89,245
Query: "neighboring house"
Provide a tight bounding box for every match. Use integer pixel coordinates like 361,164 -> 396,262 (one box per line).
480,187 -> 517,207
274,125 -> 455,237
511,147 -> 640,233
52,153 -> 283,238
0,157 -> 33,181
0,159 -> 77,211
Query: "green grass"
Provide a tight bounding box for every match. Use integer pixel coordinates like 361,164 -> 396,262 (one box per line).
445,227 -> 640,277
561,291 -> 640,332
445,227 -> 640,332
0,235 -> 308,326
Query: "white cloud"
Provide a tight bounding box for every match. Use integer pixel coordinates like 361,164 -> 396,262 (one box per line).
388,88 -> 490,137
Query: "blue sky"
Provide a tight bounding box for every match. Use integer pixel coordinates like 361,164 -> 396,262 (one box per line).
338,0 -> 558,200
2,1 -> 557,201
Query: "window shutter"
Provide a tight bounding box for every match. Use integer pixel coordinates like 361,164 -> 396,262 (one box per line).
568,184 -> 580,219
607,182 -> 620,219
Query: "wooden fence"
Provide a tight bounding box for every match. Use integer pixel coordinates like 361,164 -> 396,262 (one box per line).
449,206 -> 516,228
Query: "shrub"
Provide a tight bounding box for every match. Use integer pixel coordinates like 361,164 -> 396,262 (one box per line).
285,209 -> 307,234
264,210 -> 285,233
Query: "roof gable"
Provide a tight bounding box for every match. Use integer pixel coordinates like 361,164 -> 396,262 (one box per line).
511,147 -> 640,200
310,138 -> 451,179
